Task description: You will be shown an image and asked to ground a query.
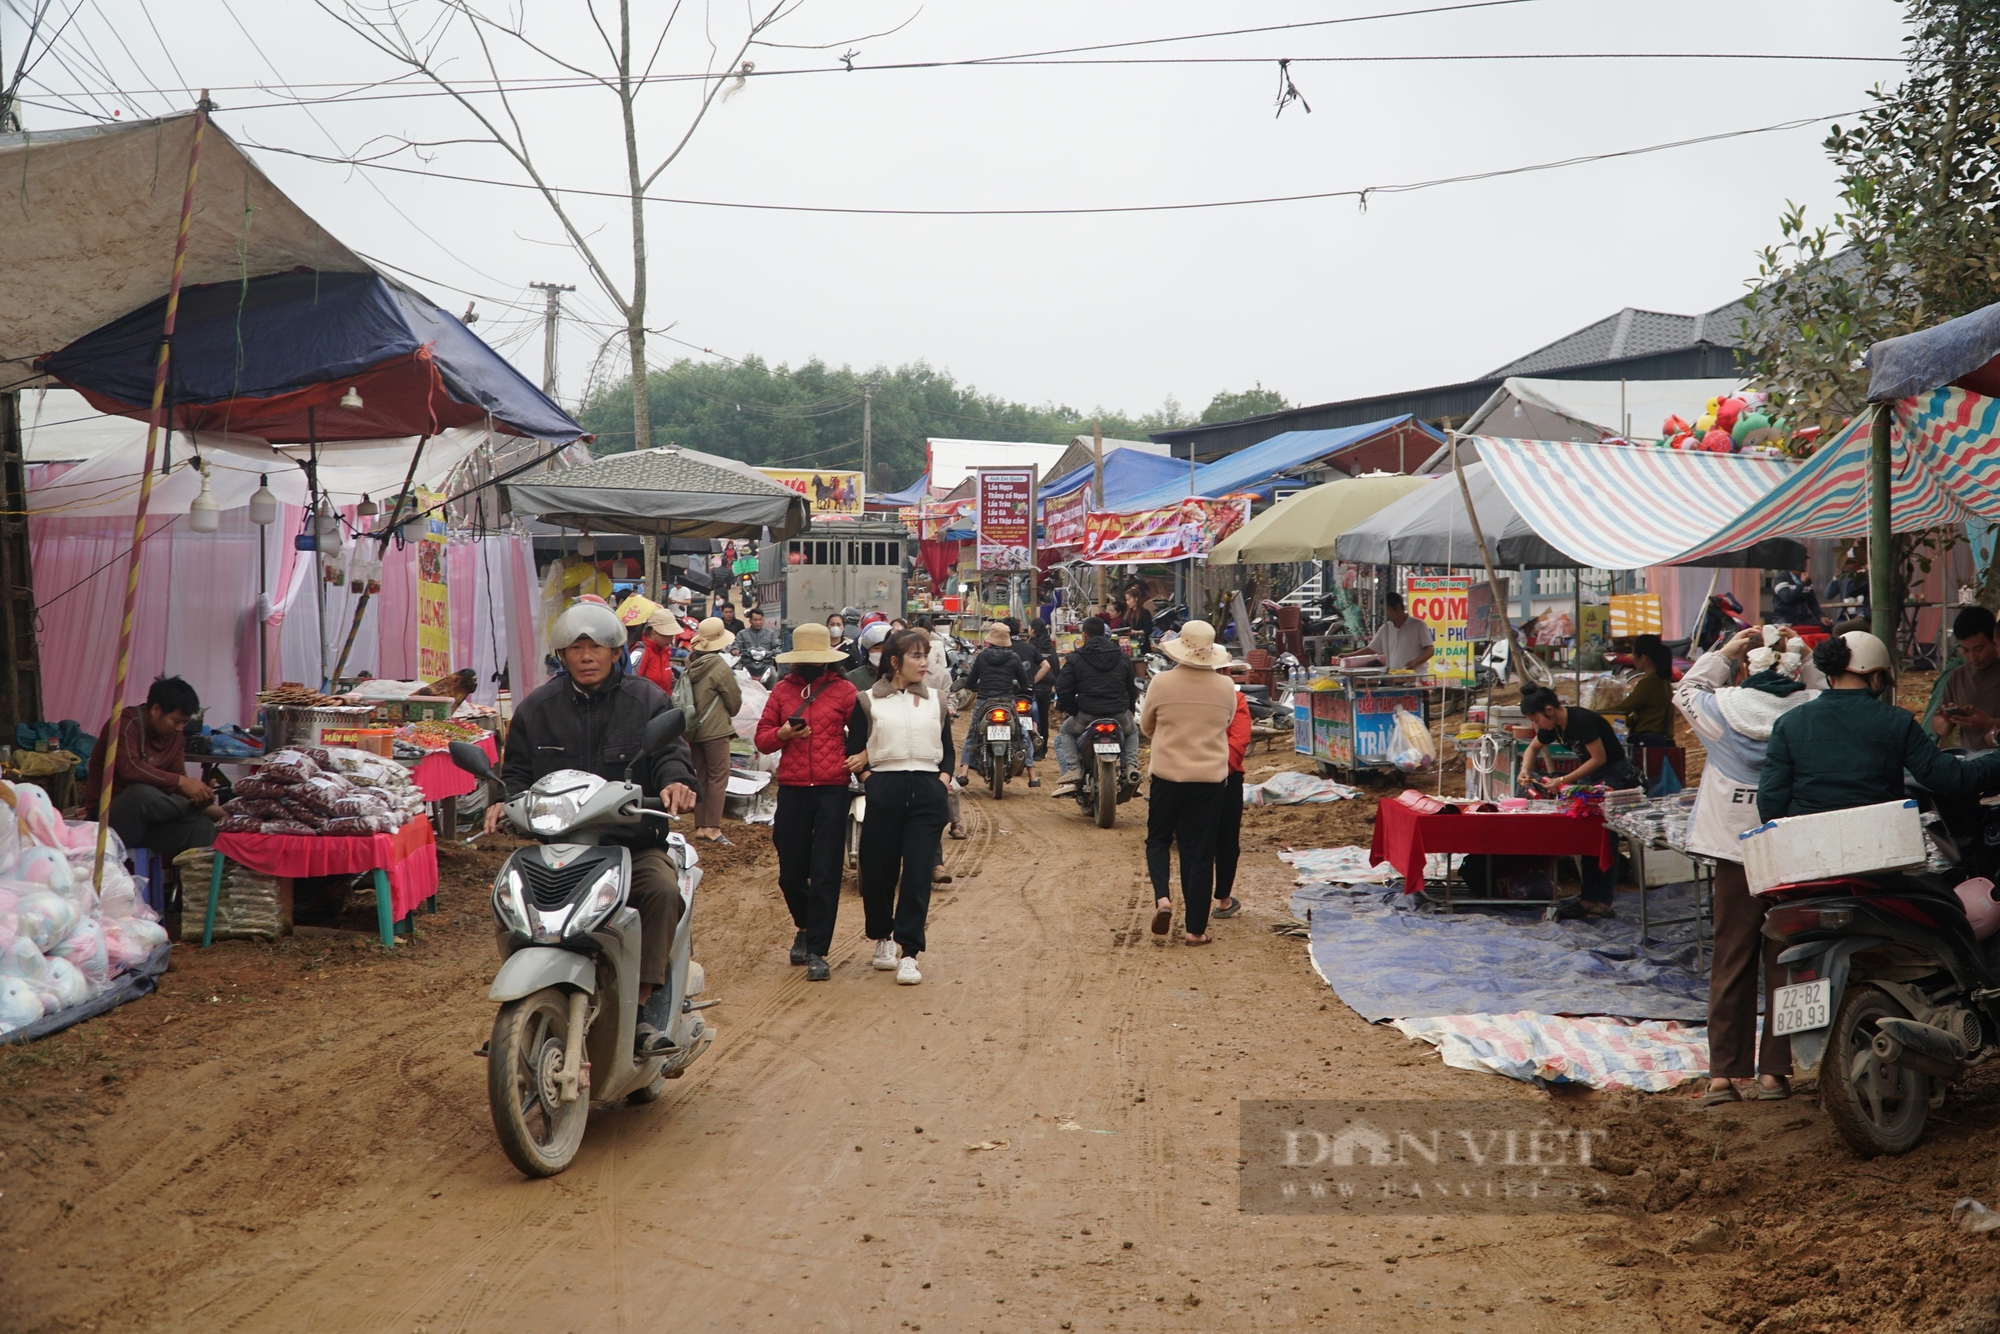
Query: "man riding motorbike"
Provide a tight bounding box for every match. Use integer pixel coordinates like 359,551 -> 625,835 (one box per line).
1051,615 -> 1139,798
487,602 -> 700,1056
736,607 -> 781,658
954,622 -> 1037,788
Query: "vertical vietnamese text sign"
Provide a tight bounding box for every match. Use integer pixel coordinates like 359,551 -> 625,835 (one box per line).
416,486 -> 452,679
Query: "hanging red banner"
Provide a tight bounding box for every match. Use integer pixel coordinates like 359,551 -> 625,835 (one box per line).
1081,496 -> 1251,564
1043,486 -> 1090,549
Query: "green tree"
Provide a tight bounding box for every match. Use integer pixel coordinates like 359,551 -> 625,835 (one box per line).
577,358 -> 1221,490
1200,383 -> 1290,424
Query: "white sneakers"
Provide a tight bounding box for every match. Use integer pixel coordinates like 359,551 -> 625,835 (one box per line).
896,956 -> 923,986
871,939 -> 901,971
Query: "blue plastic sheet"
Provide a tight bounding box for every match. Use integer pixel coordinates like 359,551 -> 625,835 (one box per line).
1290,881 -> 1709,1023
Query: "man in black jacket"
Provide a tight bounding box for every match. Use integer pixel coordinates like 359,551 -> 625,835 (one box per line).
489,601 -> 699,1055
954,622 -> 1038,787
1051,616 -> 1140,796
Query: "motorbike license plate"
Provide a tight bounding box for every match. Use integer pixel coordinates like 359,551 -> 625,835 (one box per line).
1093,743 -> 1121,755
1772,979 -> 1832,1036
987,725 -> 1013,741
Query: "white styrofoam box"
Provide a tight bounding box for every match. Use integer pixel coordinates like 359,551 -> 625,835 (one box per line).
1633,844 -> 1696,887
1740,799 -> 1926,896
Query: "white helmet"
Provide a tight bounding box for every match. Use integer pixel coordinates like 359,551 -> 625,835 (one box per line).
551,601 -> 627,650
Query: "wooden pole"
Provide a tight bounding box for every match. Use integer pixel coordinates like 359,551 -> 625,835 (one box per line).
1869,402 -> 1896,659
329,434 -> 432,683
1092,421 -> 1105,614
93,98 -> 209,893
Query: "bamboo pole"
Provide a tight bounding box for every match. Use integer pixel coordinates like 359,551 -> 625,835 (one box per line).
329,433 -> 433,683
93,98 -> 210,893
1448,434 -> 1527,684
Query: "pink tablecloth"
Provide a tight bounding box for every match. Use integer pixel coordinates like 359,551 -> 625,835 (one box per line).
408,732 -> 499,803
213,816 -> 440,921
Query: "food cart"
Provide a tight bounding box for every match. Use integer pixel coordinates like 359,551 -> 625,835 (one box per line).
1293,670 -> 1429,778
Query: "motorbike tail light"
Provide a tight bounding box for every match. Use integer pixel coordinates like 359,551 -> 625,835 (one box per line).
1766,903 -> 1855,937
987,707 -> 1010,724
1092,721 -> 1118,735
1015,699 -> 1030,713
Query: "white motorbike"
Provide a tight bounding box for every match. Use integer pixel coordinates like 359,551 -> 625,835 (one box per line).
449,713 -> 715,1179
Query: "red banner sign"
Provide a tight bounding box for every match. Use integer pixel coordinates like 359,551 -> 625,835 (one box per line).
1081,496 -> 1251,564
977,468 -> 1037,571
1043,486 -> 1090,549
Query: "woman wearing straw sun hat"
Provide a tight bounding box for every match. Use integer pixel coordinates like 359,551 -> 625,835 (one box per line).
684,616 -> 743,843
1140,620 -> 1237,945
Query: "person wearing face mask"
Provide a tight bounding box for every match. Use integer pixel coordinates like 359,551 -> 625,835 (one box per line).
849,621 -> 893,690
754,622 -> 863,981
1759,630 -> 2000,824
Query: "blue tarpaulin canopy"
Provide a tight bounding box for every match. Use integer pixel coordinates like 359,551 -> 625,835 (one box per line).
1041,447 -> 1194,509
42,269 -> 585,444
1868,300 -> 2000,402
1122,416 -> 1446,511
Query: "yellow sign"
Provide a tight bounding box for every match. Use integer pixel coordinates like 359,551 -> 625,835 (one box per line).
758,468 -> 865,515
1608,593 -> 1662,638
416,486 -> 452,680
1404,575 -> 1471,681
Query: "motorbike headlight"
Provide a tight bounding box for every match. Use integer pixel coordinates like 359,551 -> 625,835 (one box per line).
494,867 -> 535,936
564,865 -> 626,939
525,788 -> 587,835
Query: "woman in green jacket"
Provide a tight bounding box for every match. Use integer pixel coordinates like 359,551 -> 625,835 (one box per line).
685,617 -> 744,843
1759,631 -> 2000,823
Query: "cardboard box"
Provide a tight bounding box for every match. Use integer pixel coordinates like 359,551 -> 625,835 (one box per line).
1741,799 -> 1927,896
320,727 -> 395,757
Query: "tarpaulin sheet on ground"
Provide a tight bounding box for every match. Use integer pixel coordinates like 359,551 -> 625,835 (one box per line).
1389,1012 -> 1710,1093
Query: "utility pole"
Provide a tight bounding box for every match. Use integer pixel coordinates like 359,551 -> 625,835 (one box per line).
529,282 -> 575,398
1093,420 -> 1106,612
861,382 -> 880,500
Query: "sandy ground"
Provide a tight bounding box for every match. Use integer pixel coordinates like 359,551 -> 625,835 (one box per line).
2,709 -> 1999,1333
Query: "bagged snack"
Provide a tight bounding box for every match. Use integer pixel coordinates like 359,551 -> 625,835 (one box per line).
176,850 -> 283,940
259,749 -> 321,782
233,776 -> 296,802
217,815 -> 262,834
260,820 -> 316,837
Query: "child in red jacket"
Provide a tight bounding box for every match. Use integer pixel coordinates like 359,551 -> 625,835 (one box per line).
1213,690 -> 1253,919
754,623 -> 862,980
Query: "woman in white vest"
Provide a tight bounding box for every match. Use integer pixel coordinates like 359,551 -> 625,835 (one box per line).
848,630 -> 956,985
1673,625 -> 1821,1106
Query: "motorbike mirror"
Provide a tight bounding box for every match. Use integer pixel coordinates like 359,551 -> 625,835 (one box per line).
448,740 -> 497,782
644,708 -> 687,755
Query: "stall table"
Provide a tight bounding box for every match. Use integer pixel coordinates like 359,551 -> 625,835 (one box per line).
1607,809 -> 1714,972
1369,792 -> 1612,910
203,815 -> 439,948
404,733 -> 499,839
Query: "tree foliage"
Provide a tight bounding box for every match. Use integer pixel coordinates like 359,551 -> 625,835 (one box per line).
577,358 -> 1257,490
1741,0 -> 2000,436
1201,383 -> 1290,424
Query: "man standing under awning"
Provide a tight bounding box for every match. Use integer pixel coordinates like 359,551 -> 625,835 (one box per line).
1368,592 -> 1434,670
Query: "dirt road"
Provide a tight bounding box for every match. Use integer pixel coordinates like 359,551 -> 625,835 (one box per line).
5,764 -> 2000,1332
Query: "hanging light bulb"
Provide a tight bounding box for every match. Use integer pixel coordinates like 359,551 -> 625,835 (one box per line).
356,493 -> 379,518
339,386 -> 364,410
248,473 -> 279,527
188,464 -> 220,534
577,534 -> 597,557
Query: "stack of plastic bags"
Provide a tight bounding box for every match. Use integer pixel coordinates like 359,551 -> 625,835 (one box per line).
0,782 -> 170,1036
174,849 -> 282,941
215,746 -> 425,836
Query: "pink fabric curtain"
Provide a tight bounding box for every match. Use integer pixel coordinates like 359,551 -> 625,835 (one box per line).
374,537 -> 419,681
1644,566 -> 1763,643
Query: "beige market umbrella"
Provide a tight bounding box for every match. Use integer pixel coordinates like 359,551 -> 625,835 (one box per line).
1208,474 -> 1432,564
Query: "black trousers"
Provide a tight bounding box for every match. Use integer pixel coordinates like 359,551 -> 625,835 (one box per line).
108,784 -> 216,861
860,769 -> 949,956
1147,776 -> 1223,936
773,784 -> 849,957
1214,771 -> 1244,901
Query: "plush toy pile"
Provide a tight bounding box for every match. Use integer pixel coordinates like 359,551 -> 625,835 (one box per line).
0,782 -> 170,1036
1642,392 -> 1824,458
216,747 -> 426,837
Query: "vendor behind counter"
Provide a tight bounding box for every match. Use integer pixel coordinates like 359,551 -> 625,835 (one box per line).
81,675 -> 222,861
1368,592 -> 1434,671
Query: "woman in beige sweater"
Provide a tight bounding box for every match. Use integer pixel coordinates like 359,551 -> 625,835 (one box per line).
1138,621 -> 1238,944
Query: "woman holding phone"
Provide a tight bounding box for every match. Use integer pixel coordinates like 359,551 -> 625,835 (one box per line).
753,623 -> 861,981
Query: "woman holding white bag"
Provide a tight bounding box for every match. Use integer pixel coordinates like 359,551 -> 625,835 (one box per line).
1673,625 -> 1820,1106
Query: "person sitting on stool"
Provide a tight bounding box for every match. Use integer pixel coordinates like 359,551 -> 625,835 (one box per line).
82,675 -> 222,862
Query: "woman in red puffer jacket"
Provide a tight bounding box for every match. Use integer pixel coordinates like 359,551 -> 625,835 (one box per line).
753,623 -> 862,980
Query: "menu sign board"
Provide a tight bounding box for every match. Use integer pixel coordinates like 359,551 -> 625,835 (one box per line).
976,468 -> 1037,571
1404,574 -> 1471,681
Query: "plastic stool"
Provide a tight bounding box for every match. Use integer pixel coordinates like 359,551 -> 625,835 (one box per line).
131,848 -> 167,915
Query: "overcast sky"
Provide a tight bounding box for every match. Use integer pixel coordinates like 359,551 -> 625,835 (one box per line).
4,0 -> 1910,420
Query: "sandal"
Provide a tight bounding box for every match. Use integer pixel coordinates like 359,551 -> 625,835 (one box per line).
699,833 -> 733,846
1027,775 -> 1042,788
1212,898 -> 1241,919
1697,1081 -> 1742,1107
1752,1076 -> 1792,1102
1150,905 -> 1172,935
1184,933 -> 1210,946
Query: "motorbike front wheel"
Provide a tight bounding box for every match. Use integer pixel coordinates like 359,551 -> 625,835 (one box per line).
1824,983 -> 1931,1157
489,987 -> 591,1178
1094,757 -> 1117,829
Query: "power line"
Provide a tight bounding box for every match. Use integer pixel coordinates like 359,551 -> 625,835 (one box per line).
242,106 -> 1869,218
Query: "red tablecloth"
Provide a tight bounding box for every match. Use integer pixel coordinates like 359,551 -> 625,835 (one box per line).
1368,795 -> 1611,896
213,816 -> 440,921
407,733 -> 498,803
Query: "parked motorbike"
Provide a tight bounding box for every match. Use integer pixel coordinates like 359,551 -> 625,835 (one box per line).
738,644 -> 779,689
448,712 -> 716,1179
1071,716 -> 1134,828
1761,781 -> 2000,1156
969,695 -> 1031,799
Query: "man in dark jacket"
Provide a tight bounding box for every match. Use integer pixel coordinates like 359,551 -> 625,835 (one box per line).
489,601 -> 698,1055
954,622 -> 1037,786
1051,617 -> 1140,796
